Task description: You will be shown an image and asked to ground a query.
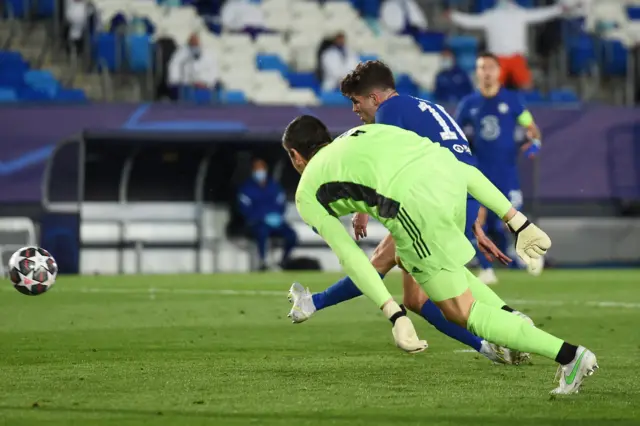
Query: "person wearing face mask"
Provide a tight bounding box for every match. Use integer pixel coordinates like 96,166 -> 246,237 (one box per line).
433,49 -> 473,103
447,0 -> 570,90
167,32 -> 219,101
238,158 -> 298,271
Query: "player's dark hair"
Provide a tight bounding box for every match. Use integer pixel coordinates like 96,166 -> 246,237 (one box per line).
477,52 -> 500,66
282,115 -> 332,161
340,60 -> 396,97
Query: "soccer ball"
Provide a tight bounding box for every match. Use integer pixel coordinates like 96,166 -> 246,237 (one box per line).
8,246 -> 58,296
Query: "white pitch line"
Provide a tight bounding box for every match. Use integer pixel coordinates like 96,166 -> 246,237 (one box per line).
2,287 -> 640,309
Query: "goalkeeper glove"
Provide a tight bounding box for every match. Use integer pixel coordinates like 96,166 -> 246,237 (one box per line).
382,301 -> 428,354
507,211 -> 551,266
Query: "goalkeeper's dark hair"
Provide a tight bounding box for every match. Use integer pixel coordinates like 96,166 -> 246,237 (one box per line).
340,60 -> 396,97
282,115 -> 332,161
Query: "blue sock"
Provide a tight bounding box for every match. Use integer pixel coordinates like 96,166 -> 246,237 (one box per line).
419,299 -> 484,352
312,272 -> 385,311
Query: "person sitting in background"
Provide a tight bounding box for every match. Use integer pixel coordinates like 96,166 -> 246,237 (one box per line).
434,49 -> 473,103
167,32 -> 219,101
318,31 -> 359,92
448,0 -> 568,90
220,0 -> 265,37
379,0 -> 428,36
238,158 -> 298,271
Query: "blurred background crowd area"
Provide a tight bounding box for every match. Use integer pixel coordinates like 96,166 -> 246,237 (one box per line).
1,0 -> 639,106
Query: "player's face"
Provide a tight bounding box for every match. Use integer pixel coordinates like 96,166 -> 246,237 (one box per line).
476,57 -> 500,87
349,94 -> 378,124
284,147 -> 307,174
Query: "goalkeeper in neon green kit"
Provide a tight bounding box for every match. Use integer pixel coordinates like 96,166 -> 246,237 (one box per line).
282,115 -> 598,395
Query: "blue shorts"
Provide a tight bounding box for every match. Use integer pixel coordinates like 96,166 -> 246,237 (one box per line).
464,197 -> 480,242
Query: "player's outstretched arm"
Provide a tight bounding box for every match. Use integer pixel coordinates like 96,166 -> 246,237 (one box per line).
296,193 -> 427,353
461,163 -> 551,265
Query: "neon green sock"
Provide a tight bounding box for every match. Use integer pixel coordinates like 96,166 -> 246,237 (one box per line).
467,301 -> 563,360
462,164 -> 512,218
464,269 -> 507,308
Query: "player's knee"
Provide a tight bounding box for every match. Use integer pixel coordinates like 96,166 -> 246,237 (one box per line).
403,291 -> 428,315
437,292 -> 474,327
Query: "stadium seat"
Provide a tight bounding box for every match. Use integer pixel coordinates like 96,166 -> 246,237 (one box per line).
5,0 -> 29,18
417,90 -> 434,102
0,51 -> 25,64
126,34 -> 153,72
548,89 -> 579,104
600,39 -> 628,76
395,74 -> 418,96
520,89 -> 545,104
220,89 -> 248,105
36,0 -> 55,17
287,72 -> 319,92
19,87 -> 55,101
568,34 -> 596,75
628,5 -> 640,20
359,0 -> 380,18
56,88 -> 89,102
93,32 -> 123,72
359,54 -> 379,63
456,52 -> 477,73
256,53 -> 289,75
474,0 -> 495,13
416,32 -> 446,53
0,70 -> 25,89
23,70 -> 56,86
448,35 -> 478,54
319,90 -> 350,106
0,88 -> 17,102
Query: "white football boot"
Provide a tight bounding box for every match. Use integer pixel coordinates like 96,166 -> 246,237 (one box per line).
508,310 -> 535,365
477,268 -> 498,285
287,282 -> 317,324
551,346 -> 599,395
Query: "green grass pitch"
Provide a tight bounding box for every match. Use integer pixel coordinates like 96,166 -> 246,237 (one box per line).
0,270 -> 639,425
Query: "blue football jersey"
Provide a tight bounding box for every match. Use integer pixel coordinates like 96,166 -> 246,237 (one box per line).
375,94 -> 477,166
455,87 -> 526,192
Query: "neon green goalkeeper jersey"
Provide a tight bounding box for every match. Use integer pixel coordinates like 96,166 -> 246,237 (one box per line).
295,123 -> 476,308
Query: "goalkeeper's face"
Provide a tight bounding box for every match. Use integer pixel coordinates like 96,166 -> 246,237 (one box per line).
349,94 -> 378,124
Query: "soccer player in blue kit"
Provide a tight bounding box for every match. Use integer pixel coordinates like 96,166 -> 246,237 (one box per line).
287,60 -> 532,365
456,52 -> 544,285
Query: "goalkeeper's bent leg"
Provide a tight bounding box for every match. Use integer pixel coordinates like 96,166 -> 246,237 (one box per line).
465,277 -> 578,363
426,268 -> 577,364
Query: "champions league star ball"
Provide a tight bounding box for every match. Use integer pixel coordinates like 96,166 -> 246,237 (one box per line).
8,247 -> 58,296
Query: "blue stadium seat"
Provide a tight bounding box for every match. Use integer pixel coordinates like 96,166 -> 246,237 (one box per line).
126,34 -> 152,72
0,88 -> 17,102
395,74 -> 418,96
36,0 -> 55,17
24,70 -> 56,85
359,54 -> 379,63
516,0 -> 534,8
193,88 -> 216,104
448,35 -> 478,54
256,54 -> 289,75
287,72 -> 319,92
627,5 -> 640,20
19,87 -> 55,101
417,90 -> 434,101
520,89 -> 545,104
548,88 -> 579,104
416,31 -> 446,53
56,88 -> 88,102
600,39 -> 628,76
475,0 -> 495,13
456,52 -> 477,73
358,0 -> 380,18
568,34 -> 595,75
0,50 -> 25,64
319,90 -> 350,106
220,89 -> 248,105
93,32 -> 122,72
0,70 -> 25,88
5,0 -> 29,18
